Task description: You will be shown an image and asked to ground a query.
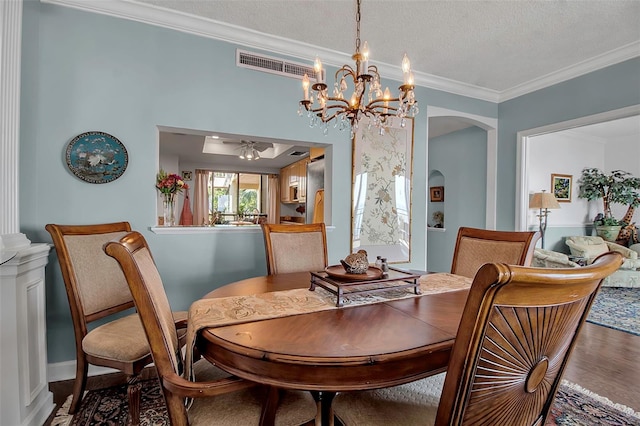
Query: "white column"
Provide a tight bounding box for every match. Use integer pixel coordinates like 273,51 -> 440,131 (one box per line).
0,0 -> 23,235
0,244 -> 54,426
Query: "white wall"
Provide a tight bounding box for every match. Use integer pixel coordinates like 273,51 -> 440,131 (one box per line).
528,122 -> 640,228
528,131 -> 603,226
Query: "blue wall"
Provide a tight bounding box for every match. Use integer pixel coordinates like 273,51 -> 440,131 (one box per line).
427,127 -> 488,272
497,58 -> 640,231
20,2 -> 499,364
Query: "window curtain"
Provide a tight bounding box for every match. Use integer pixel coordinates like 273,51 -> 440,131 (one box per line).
267,174 -> 280,224
193,169 -> 209,226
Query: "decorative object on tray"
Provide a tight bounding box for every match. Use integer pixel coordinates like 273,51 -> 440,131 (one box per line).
156,169 -> 188,227
325,265 -> 383,281
65,131 -> 128,184
341,249 -> 369,274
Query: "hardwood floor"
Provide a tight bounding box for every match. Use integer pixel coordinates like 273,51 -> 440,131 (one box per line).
43,323 -> 639,425
564,322 -> 640,412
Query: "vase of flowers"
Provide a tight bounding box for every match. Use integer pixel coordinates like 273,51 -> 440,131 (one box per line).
156,169 -> 187,226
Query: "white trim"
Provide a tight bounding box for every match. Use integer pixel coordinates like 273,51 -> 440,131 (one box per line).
0,0 -> 22,235
427,106 -> 498,230
515,105 -> 640,231
48,361 -> 120,383
40,0 -> 638,104
501,42 -> 640,102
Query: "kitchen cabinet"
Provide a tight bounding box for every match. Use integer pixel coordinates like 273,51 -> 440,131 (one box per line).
280,166 -> 291,202
280,158 -> 310,203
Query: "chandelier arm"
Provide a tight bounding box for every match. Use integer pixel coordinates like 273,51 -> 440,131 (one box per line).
304,98 -> 352,113
335,66 -> 357,80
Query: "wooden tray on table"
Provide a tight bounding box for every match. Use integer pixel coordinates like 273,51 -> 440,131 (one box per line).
309,266 -> 422,307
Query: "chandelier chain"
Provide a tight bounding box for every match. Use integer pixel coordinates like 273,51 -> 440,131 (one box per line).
355,0 -> 361,54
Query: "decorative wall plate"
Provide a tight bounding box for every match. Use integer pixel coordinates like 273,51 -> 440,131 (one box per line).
65,131 -> 128,184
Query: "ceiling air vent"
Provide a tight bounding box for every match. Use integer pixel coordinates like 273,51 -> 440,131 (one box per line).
289,151 -> 308,157
237,49 -> 316,81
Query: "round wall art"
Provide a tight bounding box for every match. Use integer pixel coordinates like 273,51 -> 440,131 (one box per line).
65,131 -> 128,184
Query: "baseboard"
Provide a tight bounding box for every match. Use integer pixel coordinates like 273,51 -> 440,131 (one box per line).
48,360 -> 119,383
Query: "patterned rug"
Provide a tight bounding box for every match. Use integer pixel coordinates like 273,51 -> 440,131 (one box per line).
587,287 -> 639,336
52,376 -> 640,425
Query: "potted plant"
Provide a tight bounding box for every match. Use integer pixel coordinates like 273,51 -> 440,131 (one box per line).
577,168 -> 640,241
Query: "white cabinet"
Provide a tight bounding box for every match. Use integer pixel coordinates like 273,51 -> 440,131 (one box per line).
0,243 -> 54,426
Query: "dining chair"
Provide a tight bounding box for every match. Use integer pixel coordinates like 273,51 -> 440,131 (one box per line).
104,231 -> 317,426
332,252 -> 623,425
450,226 -> 541,278
261,223 -> 328,274
45,222 -> 188,424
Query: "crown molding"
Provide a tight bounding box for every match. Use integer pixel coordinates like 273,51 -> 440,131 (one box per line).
498,41 -> 640,102
42,0 -> 639,105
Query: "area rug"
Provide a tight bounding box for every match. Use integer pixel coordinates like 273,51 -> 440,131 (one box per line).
52,376 -> 640,425
587,287 -> 639,336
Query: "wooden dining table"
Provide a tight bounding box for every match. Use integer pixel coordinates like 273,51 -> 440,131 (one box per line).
197,271 -> 469,426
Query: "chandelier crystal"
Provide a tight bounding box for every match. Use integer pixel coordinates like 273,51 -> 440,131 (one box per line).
298,0 -> 418,137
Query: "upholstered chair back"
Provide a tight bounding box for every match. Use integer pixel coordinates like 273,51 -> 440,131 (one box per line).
451,227 -> 540,278
63,232 -> 133,315
104,232 -> 181,376
261,223 -> 328,274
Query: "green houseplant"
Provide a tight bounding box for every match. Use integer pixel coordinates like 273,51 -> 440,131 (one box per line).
577,168 -> 640,241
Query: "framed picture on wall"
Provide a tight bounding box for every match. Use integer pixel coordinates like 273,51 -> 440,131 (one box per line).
551,173 -> 572,202
430,186 -> 444,202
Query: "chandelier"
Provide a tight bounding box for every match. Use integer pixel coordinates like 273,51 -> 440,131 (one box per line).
238,141 -> 260,160
298,0 -> 418,137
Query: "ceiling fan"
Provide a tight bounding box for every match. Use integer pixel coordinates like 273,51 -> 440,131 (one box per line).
223,140 -> 274,160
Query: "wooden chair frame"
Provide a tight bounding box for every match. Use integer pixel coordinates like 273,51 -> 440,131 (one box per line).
261,223 -> 328,275
436,252 -> 623,425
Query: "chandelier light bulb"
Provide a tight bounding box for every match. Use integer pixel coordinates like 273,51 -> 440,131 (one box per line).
361,41 -> 370,74
350,92 -> 358,108
402,53 -> 411,74
407,71 -> 414,86
314,56 -> 324,84
302,74 -> 310,101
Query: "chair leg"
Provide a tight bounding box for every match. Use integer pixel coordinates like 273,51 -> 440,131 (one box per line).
127,374 -> 142,426
69,355 -> 89,414
259,386 -> 280,426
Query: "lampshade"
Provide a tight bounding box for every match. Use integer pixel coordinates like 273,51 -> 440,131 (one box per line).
530,191 -> 561,210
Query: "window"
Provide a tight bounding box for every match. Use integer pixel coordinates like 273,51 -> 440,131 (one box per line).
206,171 -> 267,224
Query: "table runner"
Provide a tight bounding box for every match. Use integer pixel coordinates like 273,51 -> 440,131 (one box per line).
184,273 -> 472,381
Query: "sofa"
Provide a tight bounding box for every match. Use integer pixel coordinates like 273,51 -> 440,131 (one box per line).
565,236 -> 640,288
532,248 -> 580,269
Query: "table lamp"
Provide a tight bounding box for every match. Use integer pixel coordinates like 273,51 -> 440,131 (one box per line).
530,190 -> 560,248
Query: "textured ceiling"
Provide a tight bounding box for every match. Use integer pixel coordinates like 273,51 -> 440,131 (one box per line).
134,0 -> 640,94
